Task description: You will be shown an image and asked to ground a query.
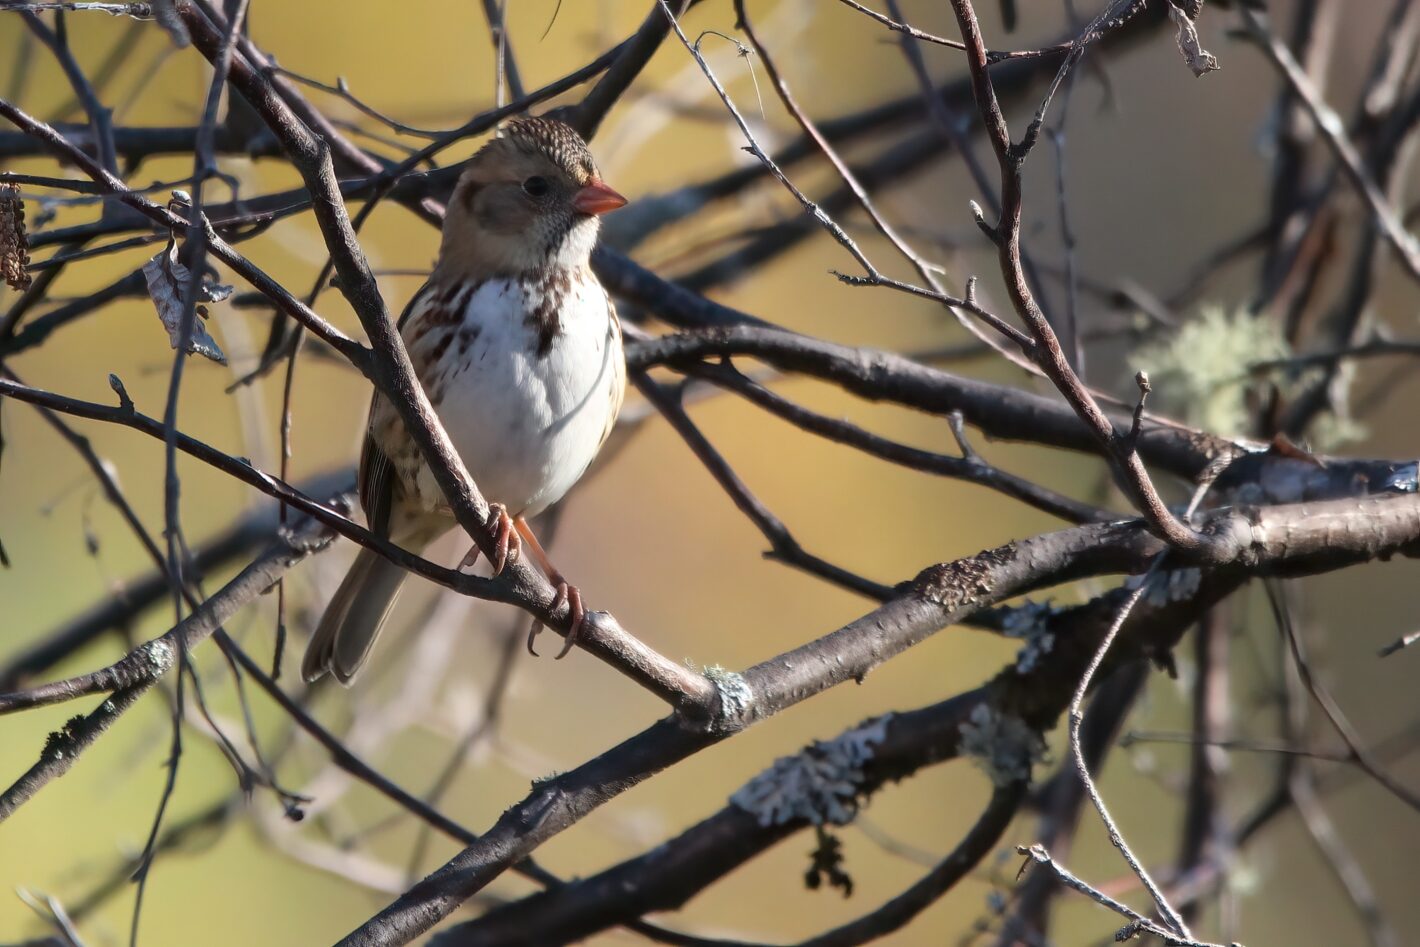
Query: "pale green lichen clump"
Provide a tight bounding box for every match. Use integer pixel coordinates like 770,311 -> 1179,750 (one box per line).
1131,305 -> 1364,448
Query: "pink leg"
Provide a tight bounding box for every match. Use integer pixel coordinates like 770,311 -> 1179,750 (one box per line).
514,515 -> 586,659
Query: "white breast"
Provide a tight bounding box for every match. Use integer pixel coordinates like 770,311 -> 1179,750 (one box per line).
390,273 -> 622,519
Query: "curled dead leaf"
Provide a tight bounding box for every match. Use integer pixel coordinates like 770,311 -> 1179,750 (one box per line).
142,238 -> 229,364
1169,2 -> 1220,78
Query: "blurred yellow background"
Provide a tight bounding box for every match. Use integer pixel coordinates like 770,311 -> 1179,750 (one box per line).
2,2 -> 1419,945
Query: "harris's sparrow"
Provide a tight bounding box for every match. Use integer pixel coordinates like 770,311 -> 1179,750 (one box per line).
302,117 -> 627,684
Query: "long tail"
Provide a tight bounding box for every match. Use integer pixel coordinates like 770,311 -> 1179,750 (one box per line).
301,547 -> 408,684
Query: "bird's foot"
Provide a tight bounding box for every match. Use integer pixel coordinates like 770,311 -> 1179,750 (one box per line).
514,514 -> 587,659
527,577 -> 585,659
458,503 -> 522,575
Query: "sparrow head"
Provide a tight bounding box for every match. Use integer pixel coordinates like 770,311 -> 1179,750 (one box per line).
439,117 -> 626,278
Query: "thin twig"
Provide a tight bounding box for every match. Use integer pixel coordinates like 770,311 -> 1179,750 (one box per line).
1061,478 -> 1221,939
1264,580 -> 1420,812
1015,846 -> 1235,947
1241,7 -> 1420,282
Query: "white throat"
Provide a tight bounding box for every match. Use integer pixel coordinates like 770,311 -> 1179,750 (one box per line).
550,216 -> 600,271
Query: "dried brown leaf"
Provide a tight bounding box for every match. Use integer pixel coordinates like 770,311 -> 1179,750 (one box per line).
1,184 -> 32,292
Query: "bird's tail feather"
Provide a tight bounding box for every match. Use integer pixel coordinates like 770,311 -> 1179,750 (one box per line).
301,547 -> 407,684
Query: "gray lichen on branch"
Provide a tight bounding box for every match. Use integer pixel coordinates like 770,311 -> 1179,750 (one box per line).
731,715 -> 893,827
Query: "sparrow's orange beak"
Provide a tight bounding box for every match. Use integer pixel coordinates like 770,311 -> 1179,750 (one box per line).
572,179 -> 628,216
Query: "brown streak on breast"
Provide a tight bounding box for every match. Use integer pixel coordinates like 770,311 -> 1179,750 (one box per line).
416,279 -> 481,331
422,302 -> 460,329
524,268 -> 572,359
427,332 -> 453,362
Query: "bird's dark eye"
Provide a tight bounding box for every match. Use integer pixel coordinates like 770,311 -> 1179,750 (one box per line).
522,176 -> 550,198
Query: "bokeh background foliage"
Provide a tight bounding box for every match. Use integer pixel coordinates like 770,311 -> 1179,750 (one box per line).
1,2 -> 1418,945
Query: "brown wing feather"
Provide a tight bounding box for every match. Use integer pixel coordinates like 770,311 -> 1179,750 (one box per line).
358,393 -> 395,536
358,282 -> 436,536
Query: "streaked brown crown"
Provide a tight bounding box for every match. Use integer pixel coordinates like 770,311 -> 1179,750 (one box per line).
501,117 -> 597,185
